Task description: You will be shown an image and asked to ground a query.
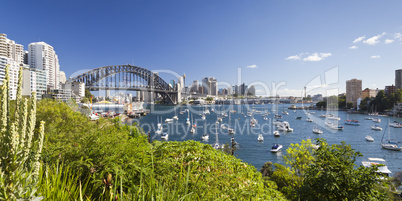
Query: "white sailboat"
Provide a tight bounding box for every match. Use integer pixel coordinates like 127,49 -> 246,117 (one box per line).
190,114 -> 195,133
201,121 -> 209,140
186,111 -> 190,125
381,120 -> 402,151
257,134 -> 264,141
173,109 -> 178,120
228,110 -> 235,134
155,116 -> 162,134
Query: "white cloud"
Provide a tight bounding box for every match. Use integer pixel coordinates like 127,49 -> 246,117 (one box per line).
303,53 -> 332,62
246,64 -> 257,68
285,55 -> 301,60
385,39 -> 394,44
353,36 -> 366,43
349,46 -> 358,49
363,32 -> 386,45
395,33 -> 402,40
370,55 -> 381,59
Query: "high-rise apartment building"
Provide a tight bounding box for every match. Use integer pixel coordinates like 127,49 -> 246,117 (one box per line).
346,79 -> 362,108
385,85 -> 396,95
0,56 -> 20,100
28,42 -> 60,90
396,69 -> 402,90
0,33 -> 24,65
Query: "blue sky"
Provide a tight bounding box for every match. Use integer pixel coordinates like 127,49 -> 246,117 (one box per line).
2,0 -> 402,96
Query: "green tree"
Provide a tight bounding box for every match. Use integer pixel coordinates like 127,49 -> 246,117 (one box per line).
316,100 -> 326,108
346,101 -> 354,109
299,139 -> 390,200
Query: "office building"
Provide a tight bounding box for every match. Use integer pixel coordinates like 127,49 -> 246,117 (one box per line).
202,77 -> 217,95
28,41 -> 60,90
240,83 -> 247,96
346,79 -> 362,108
191,80 -> 199,93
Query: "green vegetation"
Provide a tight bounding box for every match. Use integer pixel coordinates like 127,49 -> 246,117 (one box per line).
268,139 -> 394,200
359,89 -> 402,113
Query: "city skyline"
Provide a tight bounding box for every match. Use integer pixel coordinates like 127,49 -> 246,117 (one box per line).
2,1 -> 402,96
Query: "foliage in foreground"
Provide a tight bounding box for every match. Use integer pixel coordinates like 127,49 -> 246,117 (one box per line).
36,99 -> 285,200
269,139 -> 393,201
0,66 -> 45,200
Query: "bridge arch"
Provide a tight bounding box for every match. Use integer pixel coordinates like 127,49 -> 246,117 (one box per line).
68,64 -> 177,103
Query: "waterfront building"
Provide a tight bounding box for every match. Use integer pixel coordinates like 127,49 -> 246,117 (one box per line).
346,79 -> 362,108
28,41 -> 60,90
361,88 -> 378,99
0,33 -> 24,65
396,69 -> 402,90
385,85 -> 396,95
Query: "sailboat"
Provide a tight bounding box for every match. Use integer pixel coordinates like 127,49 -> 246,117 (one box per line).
213,124 -> 221,149
257,134 -> 264,141
155,116 -> 162,134
190,114 -> 195,133
228,109 -> 235,134
186,110 -> 190,125
173,109 -> 178,120
381,120 -> 402,151
201,121 -> 209,140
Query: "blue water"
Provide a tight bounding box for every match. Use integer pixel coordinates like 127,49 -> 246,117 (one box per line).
125,104 -> 402,174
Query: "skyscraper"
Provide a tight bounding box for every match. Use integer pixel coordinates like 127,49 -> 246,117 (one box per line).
395,69 -> 402,90
346,79 -> 362,108
28,42 -> 60,89
202,77 -> 217,95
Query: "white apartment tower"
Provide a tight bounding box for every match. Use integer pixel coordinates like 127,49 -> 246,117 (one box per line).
0,33 -> 24,65
28,42 -> 60,89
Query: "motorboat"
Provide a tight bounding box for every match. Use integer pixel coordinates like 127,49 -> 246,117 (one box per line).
327,114 -> 340,120
288,104 -> 296,109
312,128 -> 323,134
258,134 -> 264,141
88,113 -> 99,121
228,128 -> 235,134
365,135 -> 374,142
364,117 -> 373,120
273,131 -> 280,137
295,116 -> 302,120
389,121 -> 402,128
362,158 -> 392,177
201,114 -> 206,120
165,118 -> 173,123
161,133 -> 168,140
186,118 -> 190,125
319,114 -> 326,118
282,111 -> 289,115
277,121 -> 293,132
325,122 -> 344,130
271,144 -> 283,153
372,118 -> 381,123
371,125 -> 382,131
201,134 -> 209,141
173,115 -> 178,120
345,119 -> 360,126
306,118 -> 313,122
190,127 -> 195,133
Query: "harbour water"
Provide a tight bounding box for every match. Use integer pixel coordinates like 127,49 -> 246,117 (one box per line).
126,104 -> 402,174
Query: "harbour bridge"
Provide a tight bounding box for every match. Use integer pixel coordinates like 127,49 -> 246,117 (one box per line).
68,64 -> 179,104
